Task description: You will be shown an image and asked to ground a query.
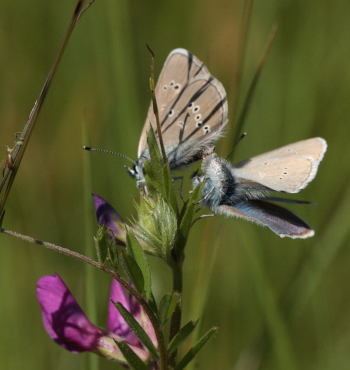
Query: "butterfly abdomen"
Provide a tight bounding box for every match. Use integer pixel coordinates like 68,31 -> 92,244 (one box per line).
201,153 -> 236,209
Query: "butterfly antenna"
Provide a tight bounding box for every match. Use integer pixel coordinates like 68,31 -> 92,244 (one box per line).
230,23 -> 278,151
83,146 -> 136,165
226,132 -> 247,160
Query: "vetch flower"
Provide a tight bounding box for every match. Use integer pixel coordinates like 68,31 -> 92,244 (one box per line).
93,194 -> 126,246
37,274 -> 157,364
93,194 -> 157,258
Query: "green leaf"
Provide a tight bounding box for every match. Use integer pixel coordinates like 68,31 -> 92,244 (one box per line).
147,127 -> 165,190
114,340 -> 149,370
148,292 -> 159,315
126,226 -> 152,299
115,302 -> 159,360
174,327 -> 218,370
167,320 -> 198,354
158,292 -> 178,326
162,163 -> 178,214
94,224 -> 111,263
121,251 -> 144,294
106,243 -> 119,271
147,126 -> 163,170
178,180 -> 205,250
143,159 -> 159,193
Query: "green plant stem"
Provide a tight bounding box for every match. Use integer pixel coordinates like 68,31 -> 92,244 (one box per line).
169,262 -> 183,367
1,227 -> 168,370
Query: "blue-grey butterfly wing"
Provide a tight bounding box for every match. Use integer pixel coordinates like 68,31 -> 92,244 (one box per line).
138,48 -> 228,170
218,201 -> 314,238
231,138 -> 327,193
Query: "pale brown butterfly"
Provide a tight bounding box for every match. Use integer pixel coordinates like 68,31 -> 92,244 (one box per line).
192,137 -> 327,238
127,48 -> 228,184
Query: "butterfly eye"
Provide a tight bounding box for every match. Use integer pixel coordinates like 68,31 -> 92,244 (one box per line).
168,109 -> 174,117
195,114 -> 202,121
193,105 -> 200,113
203,125 -> 211,134
188,102 -> 194,108
196,122 -> 203,128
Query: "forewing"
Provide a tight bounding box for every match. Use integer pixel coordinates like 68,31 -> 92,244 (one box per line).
231,138 -> 327,193
218,201 -> 314,238
138,49 -> 227,169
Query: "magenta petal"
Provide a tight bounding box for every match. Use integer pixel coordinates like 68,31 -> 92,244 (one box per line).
93,194 -> 126,246
37,275 -> 105,353
108,279 -> 140,346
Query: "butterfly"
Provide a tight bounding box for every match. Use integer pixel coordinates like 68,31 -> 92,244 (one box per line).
192,137 -> 327,238
127,48 -> 228,184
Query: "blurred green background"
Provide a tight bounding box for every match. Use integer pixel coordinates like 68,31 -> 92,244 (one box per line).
1,0 -> 350,369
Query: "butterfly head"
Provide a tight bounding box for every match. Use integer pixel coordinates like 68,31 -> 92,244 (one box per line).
126,157 -> 146,186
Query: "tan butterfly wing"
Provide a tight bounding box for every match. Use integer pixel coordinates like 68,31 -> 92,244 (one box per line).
138,48 -> 228,169
231,138 -> 327,193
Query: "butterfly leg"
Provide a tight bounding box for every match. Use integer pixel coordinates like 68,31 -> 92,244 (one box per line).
192,186 -> 214,205
173,176 -> 185,202
191,212 -> 216,228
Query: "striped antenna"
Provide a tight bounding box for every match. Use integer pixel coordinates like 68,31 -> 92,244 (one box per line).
83,146 -> 136,165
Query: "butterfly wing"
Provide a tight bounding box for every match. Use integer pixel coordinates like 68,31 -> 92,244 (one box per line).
218,201 -> 314,238
138,48 -> 228,170
231,138 -> 327,193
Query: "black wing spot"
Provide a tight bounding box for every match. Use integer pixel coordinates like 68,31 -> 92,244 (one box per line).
203,125 -> 211,134
168,109 -> 174,117
196,122 -> 203,127
193,106 -> 200,112
163,85 -> 167,90
188,102 -> 194,108
195,114 -> 202,121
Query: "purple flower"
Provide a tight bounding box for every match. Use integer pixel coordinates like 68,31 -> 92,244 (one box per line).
37,274 -> 157,363
93,194 -> 126,246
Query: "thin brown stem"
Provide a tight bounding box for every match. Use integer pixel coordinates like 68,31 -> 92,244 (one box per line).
229,24 -> 278,159
228,0 -> 255,147
0,0 -> 89,215
228,23 -> 278,161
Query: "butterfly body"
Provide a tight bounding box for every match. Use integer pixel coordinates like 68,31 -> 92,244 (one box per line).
193,137 -> 327,238
128,48 -> 228,183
